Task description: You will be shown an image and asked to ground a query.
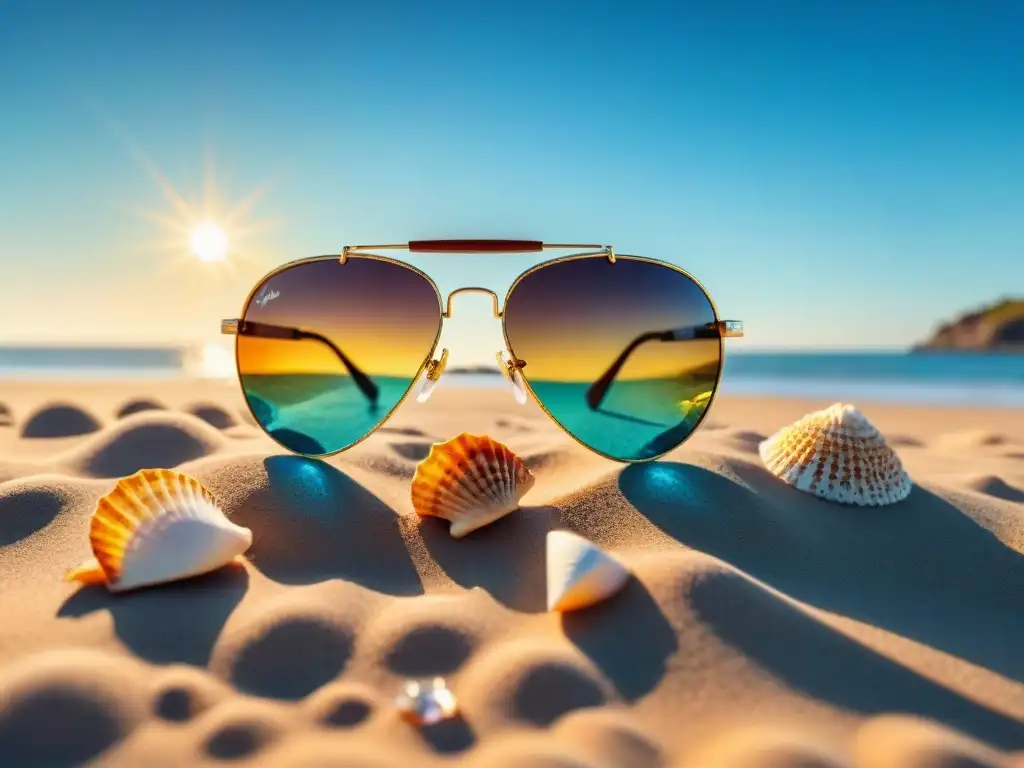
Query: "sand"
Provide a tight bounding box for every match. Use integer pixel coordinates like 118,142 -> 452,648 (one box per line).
0,379 -> 1021,767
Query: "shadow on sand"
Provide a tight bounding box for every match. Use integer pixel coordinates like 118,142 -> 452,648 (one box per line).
417,716 -> 477,756
561,576 -> 677,702
231,456 -> 423,595
419,505 -> 560,613
58,567 -> 250,667
619,461 -> 1024,749
0,485 -> 70,546
421,500 -> 678,701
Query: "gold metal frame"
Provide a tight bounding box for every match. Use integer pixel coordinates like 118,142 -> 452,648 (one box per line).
222,242 -> 744,463
443,287 -> 502,319
224,252 -> 445,458
501,252 -> 733,463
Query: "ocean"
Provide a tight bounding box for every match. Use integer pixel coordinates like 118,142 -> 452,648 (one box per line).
0,347 -> 1021,407
437,352 -> 1024,407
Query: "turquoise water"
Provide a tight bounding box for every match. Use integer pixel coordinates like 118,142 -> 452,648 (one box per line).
0,348 -> 1021,407
450,352 -> 1024,407
240,370 -> 720,460
241,372 -> 713,459
235,352 -> 1024,457
528,378 -> 712,459
241,373 -> 419,455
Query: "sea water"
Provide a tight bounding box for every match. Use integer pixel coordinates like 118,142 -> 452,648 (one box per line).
719,352 -> 1024,406
449,353 -> 1024,407
0,347 -> 1022,407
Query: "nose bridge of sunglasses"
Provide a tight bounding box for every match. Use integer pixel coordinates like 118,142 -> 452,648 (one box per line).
442,287 -> 502,319
415,287 -> 528,406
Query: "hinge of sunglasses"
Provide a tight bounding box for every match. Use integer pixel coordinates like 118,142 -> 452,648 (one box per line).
221,319 -> 240,335
718,320 -> 744,338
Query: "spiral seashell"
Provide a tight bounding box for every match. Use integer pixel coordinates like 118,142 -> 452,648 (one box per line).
759,402 -> 912,506
411,433 -> 535,538
66,469 -> 252,592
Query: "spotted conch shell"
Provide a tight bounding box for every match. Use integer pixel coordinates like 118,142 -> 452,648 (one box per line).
547,530 -> 630,612
411,433 -> 535,538
66,469 -> 252,592
759,403 -> 912,506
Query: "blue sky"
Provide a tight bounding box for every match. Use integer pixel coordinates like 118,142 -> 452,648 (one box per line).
1,1 -> 1021,362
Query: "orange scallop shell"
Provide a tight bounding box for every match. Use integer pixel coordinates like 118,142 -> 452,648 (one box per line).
66,469 -> 252,591
411,433 -> 535,538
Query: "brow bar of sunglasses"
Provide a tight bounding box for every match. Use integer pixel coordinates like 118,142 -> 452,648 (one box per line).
341,240 -> 615,261
222,320 -> 379,404
586,320 -> 744,410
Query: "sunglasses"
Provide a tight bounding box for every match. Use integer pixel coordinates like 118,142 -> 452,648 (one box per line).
221,239 -> 744,462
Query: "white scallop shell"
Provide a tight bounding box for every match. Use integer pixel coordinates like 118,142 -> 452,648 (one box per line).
411,433 -> 536,538
67,469 -> 252,592
758,402 -> 912,506
546,530 -> 630,612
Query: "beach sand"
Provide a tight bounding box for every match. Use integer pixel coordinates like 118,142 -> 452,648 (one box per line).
0,380 -> 1021,766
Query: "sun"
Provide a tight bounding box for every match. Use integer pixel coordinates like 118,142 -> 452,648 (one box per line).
189,221 -> 229,262
123,143 -> 277,277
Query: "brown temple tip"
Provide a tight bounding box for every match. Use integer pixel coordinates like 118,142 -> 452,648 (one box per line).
408,239 -> 545,253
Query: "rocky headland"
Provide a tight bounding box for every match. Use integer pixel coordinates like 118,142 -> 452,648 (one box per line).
914,298 -> 1024,351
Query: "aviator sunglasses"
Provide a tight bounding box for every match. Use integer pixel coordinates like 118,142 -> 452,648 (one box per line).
222,240 -> 744,462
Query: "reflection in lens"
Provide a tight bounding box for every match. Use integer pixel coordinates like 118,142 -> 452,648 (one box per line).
503,256 -> 722,461
237,257 -> 441,455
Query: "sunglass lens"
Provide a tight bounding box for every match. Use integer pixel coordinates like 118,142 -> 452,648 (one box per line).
503,256 -> 722,461
237,257 -> 441,455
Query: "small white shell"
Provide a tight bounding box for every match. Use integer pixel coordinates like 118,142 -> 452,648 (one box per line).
546,530 -> 630,612
759,402 -> 912,506
411,433 -> 535,538
67,469 -> 252,592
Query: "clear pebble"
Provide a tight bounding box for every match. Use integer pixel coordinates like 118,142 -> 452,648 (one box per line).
395,677 -> 458,726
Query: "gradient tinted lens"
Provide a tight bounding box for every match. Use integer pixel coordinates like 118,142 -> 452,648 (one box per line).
237,257 -> 441,455
503,256 -> 721,461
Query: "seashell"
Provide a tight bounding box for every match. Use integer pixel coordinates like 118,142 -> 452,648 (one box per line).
546,530 -> 630,612
411,433 -> 535,538
758,402 -> 912,506
66,469 -> 252,592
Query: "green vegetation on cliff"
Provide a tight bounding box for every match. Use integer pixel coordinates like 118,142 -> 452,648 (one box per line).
915,298 -> 1024,351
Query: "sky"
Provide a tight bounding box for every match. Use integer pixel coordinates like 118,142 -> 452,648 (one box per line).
1,1 -> 1021,366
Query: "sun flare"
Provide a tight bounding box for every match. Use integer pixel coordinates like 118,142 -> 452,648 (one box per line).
189,221 -> 229,262
122,141 -> 278,285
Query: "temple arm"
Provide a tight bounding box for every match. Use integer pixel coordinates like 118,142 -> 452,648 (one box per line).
221,319 -> 379,405
585,320 -> 744,410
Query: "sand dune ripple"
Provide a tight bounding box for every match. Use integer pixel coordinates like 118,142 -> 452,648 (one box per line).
0,385 -> 1018,765
58,411 -> 227,477
20,402 -> 102,438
